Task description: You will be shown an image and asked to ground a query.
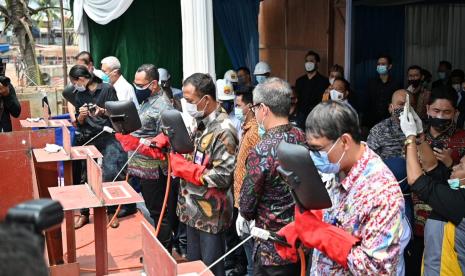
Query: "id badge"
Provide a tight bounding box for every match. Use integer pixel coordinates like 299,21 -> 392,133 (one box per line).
194,150 -> 205,165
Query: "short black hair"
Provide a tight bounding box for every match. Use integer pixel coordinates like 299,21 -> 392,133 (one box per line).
0,223 -> 48,276
407,65 -> 422,73
329,64 -> 344,75
69,65 -> 102,84
236,67 -> 251,76
306,101 -> 362,143
439,60 -> 452,70
0,76 -> 11,86
305,50 -> 321,63
429,85 -> 458,108
75,51 -> 93,65
136,64 -> 159,82
333,77 -> 350,91
183,73 -> 216,101
450,69 -> 465,80
377,54 -> 392,65
235,85 -> 253,104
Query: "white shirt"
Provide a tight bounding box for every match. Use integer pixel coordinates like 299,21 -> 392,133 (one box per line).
113,75 -> 140,109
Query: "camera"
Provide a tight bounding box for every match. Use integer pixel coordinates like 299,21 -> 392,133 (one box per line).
85,103 -> 98,117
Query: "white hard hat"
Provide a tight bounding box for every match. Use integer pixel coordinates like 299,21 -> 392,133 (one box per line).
158,68 -> 170,82
216,79 -> 235,101
253,61 -> 271,75
224,70 -> 238,83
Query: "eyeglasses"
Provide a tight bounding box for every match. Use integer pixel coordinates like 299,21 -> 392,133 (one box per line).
133,80 -> 153,90
250,103 -> 263,113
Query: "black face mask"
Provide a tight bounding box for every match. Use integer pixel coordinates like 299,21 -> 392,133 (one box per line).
135,88 -> 152,104
428,117 -> 453,132
408,79 -> 421,88
221,100 -> 235,114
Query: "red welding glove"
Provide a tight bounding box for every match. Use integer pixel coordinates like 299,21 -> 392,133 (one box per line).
138,144 -> 166,160
169,153 -> 206,186
115,133 -> 139,152
151,132 -> 170,149
275,222 -> 299,263
294,207 -> 360,268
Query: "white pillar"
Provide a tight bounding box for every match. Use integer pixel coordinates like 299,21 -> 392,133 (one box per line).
181,0 -> 216,81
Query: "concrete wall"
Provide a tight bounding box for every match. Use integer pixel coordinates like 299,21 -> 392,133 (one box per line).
258,0 -> 346,85
15,86 -> 65,118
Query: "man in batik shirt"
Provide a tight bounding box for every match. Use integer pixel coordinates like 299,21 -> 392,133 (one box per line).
277,101 -> 405,275
240,78 -> 305,275
167,73 -> 238,276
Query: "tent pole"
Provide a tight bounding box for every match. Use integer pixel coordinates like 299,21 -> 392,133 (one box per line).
59,0 -> 68,87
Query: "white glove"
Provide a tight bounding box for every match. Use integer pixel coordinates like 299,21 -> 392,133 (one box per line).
236,213 -> 246,237
409,107 -> 423,134
400,110 -> 417,138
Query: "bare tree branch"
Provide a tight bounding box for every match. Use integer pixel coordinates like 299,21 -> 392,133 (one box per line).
0,5 -> 10,20
29,6 -> 70,15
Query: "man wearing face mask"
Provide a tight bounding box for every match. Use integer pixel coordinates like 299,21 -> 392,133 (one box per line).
364,54 -> 401,130
432,60 -> 452,89
408,86 -> 465,270
101,56 -> 139,110
407,65 -> 431,120
164,73 -> 237,276
115,64 -> 175,249
236,67 -> 252,89
276,101 -> 404,275
233,86 -> 260,276
253,61 -> 271,85
401,106 -> 465,275
239,78 -> 305,275
294,50 -> 329,120
368,89 -> 410,160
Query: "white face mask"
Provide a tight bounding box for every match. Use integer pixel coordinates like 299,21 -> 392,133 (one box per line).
184,96 -> 207,118
452,84 -> 461,92
305,62 -> 315,72
74,83 -> 86,92
329,78 -> 335,85
330,89 -> 344,101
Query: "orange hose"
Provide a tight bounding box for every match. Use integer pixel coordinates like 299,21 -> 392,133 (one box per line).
154,153 -> 171,237
298,247 -> 306,276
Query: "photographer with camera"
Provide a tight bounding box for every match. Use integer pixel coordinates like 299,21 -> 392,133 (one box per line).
0,76 -> 21,132
69,64 -> 127,229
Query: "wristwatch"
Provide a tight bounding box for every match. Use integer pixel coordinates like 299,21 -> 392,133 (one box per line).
404,138 -> 415,148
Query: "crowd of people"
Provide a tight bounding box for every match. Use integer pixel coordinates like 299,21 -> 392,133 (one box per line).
4,48 -> 463,275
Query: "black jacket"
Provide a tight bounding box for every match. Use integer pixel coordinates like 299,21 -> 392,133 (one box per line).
411,162 -> 465,225
0,84 -> 21,132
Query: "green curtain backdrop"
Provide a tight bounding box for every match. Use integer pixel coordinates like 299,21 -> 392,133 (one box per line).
85,0 -> 232,88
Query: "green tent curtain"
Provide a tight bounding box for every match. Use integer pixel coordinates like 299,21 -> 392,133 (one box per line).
86,0 -> 232,88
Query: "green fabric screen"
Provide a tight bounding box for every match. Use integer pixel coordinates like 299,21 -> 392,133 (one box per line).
86,0 -> 232,88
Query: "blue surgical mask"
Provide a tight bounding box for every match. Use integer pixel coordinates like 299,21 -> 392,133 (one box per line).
256,75 -> 267,84
447,177 -> 465,190
309,138 -> 345,174
101,73 -> 110,84
377,65 -> 388,75
234,107 -> 244,122
257,113 -> 266,138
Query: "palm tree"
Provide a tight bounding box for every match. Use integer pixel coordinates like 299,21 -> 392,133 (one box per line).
33,0 -> 61,45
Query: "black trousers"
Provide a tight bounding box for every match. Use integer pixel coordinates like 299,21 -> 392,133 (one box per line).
224,207 -> 248,265
139,170 -> 172,251
254,260 -> 300,276
187,225 -> 226,276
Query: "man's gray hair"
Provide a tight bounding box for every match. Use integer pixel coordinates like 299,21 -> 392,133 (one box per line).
101,56 -> 121,72
253,77 -> 291,117
305,101 -> 362,143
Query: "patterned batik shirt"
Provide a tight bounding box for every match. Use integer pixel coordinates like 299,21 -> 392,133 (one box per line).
177,106 -> 238,234
128,91 -> 173,179
413,124 -> 465,236
367,116 -> 405,160
311,144 -> 404,275
233,117 -> 260,208
240,124 -> 306,266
